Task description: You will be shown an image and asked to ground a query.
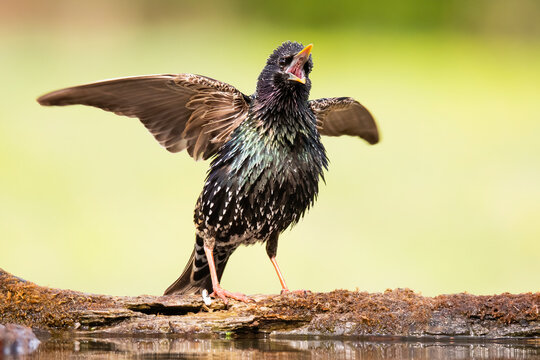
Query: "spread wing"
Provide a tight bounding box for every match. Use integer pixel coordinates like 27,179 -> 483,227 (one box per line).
37,74 -> 250,160
310,97 -> 379,145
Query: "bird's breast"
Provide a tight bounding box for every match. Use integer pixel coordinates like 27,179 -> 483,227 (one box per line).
196,113 -> 327,242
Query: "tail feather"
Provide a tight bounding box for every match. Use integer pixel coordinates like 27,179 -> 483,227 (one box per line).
163,248 -> 210,295
164,236 -> 233,295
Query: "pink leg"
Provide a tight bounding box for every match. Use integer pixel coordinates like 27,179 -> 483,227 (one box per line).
270,256 -> 310,295
203,245 -> 252,304
270,256 -> 290,293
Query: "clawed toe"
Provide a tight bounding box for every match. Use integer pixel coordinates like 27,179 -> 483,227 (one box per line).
211,287 -> 253,304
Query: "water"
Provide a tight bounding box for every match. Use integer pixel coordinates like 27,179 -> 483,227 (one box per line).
25,335 -> 540,359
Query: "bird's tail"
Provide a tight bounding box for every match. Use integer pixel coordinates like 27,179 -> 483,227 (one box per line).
164,236 -> 234,295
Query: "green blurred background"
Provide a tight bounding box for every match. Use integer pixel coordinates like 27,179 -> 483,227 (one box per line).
1,0 -> 539,297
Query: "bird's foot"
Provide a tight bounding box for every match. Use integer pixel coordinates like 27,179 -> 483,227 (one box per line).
210,286 -> 252,304
280,289 -> 311,296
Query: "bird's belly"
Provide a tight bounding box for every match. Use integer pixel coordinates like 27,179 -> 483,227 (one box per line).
195,153 -> 321,246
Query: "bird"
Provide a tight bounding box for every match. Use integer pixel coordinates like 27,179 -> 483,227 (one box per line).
37,41 -> 379,303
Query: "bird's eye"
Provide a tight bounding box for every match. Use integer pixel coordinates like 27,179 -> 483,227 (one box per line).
279,57 -> 292,67
303,62 -> 311,74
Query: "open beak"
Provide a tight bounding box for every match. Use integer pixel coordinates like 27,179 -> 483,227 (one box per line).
285,44 -> 312,84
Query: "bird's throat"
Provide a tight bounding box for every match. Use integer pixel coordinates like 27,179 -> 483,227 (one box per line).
251,95 -> 314,144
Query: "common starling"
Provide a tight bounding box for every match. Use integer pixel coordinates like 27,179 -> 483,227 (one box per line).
37,41 -> 379,303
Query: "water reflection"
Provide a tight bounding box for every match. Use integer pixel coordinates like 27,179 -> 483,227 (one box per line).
28,335 -> 539,360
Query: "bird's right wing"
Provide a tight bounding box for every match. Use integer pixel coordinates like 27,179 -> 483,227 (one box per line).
310,97 -> 379,145
37,74 -> 250,160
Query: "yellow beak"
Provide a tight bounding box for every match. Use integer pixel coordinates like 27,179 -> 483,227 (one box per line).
286,43 -> 313,84
296,43 -> 313,58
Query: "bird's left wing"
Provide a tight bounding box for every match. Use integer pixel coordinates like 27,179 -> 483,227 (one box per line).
37,74 -> 250,160
309,97 -> 379,145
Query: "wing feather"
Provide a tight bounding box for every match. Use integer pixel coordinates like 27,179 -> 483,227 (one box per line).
37,74 -> 250,160
310,97 -> 379,144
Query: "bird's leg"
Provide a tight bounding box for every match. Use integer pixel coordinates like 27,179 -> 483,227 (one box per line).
269,256 -> 290,293
266,234 -> 289,293
266,233 -> 310,295
203,243 -> 251,304
270,257 -> 310,295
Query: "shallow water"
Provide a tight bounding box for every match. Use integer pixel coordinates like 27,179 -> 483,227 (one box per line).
25,335 -> 540,360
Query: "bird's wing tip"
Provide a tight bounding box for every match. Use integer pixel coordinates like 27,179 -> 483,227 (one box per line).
368,135 -> 380,145
36,96 -> 50,106
36,91 -> 61,106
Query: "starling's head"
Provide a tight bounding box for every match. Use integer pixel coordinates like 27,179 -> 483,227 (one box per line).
256,41 -> 313,102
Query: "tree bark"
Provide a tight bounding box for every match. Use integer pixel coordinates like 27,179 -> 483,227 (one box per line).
1,268 -> 538,338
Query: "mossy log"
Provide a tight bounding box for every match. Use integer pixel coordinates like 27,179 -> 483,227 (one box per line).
1,268 -> 538,338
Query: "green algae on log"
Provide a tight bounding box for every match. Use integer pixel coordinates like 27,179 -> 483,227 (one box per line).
0,268 -> 538,337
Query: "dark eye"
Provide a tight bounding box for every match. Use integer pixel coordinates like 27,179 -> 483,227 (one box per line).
303,62 -> 311,74
279,56 -> 292,67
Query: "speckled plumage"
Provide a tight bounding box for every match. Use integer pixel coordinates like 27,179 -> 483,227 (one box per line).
37,41 -> 379,299
184,42 -> 328,294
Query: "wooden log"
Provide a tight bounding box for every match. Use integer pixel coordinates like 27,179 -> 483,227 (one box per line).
0,268 -> 538,338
